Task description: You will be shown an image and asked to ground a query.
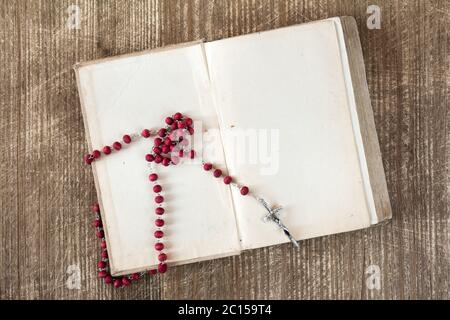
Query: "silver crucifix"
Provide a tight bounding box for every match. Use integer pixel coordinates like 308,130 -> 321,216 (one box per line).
256,197 -> 299,248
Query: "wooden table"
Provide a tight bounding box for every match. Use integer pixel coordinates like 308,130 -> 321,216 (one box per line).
1,0 -> 448,299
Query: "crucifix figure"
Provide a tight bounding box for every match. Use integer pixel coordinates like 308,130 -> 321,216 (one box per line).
256,197 -> 299,248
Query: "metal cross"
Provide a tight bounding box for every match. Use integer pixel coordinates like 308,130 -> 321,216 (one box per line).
257,197 -> 299,248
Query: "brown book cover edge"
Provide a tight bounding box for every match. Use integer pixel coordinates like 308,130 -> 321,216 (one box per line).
340,16 -> 392,223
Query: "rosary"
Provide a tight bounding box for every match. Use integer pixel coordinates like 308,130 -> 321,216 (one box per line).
83,112 -> 298,288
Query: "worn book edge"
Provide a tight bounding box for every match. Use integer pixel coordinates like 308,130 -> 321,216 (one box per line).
340,16 -> 392,224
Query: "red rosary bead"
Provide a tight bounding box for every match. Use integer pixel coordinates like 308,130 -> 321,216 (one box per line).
145,154 -> 154,162
100,240 -> 107,249
122,277 -> 131,286
98,260 -> 106,269
188,127 -> 194,135
162,157 -> 170,166
96,230 -> 104,238
93,219 -> 102,228
165,117 -> 174,125
203,163 -> 213,171
92,203 -> 100,213
92,150 -> 101,159
123,134 -> 131,144
161,145 -> 170,154
141,129 -> 151,138
149,269 -> 157,275
158,128 -> 167,137
149,173 -> 158,181
155,243 -> 164,251
101,251 -> 108,259
153,146 -> 162,154
155,219 -> 164,227
173,112 -> 182,120
154,155 -> 163,163
131,273 -> 140,281
113,279 -> 122,288
190,150 -> 195,159
185,118 -> 193,126
164,138 -> 172,146
102,146 -> 111,155
113,141 -> 122,150
98,270 -> 108,278
154,230 -> 164,238
223,176 -> 232,184
155,207 -> 165,215
104,275 -> 113,284
179,150 -> 184,158
158,253 -> 167,262
158,263 -> 168,273
84,154 -> 93,165
155,195 -> 164,204
153,185 -> 162,193
240,186 -> 249,196
213,169 -> 222,178
154,137 -> 162,147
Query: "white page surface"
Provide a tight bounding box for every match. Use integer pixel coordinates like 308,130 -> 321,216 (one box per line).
77,44 -> 240,275
205,19 -> 373,249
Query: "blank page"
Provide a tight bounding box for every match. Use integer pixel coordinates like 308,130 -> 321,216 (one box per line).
76,43 -> 240,275
205,18 -> 374,249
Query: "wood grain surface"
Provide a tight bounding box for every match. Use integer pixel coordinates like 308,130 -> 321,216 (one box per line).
0,0 -> 449,300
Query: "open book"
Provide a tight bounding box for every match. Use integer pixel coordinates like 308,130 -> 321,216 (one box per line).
75,17 -> 392,276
